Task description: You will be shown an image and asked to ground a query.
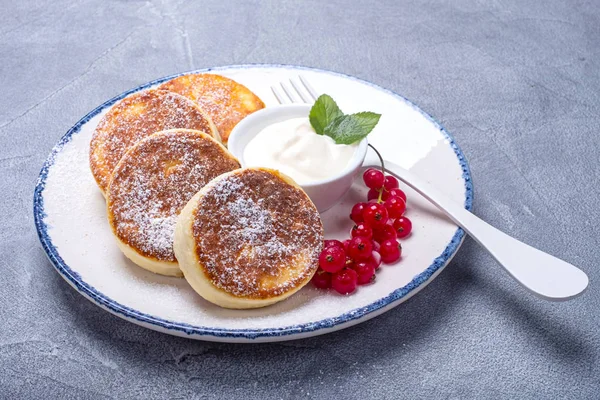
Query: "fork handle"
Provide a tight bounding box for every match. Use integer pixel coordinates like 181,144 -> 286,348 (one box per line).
364,159 -> 589,301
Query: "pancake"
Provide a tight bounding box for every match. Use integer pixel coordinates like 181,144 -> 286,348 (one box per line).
106,129 -> 240,277
174,168 -> 323,309
158,73 -> 265,145
90,89 -> 219,194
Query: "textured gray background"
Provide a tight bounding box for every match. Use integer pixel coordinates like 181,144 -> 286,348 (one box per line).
1,0 -> 599,398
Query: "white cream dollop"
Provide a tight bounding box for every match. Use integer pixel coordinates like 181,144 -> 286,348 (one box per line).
243,117 -> 358,185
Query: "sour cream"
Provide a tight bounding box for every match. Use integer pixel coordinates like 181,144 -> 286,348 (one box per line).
243,117 -> 359,185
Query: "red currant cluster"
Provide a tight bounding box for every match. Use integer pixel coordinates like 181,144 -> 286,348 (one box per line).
312,168 -> 413,295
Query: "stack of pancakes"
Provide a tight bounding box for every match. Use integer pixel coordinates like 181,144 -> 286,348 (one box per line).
89,73 -> 323,309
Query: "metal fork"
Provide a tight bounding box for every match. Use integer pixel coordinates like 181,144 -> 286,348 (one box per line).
271,76 -> 317,104
272,76 -> 589,301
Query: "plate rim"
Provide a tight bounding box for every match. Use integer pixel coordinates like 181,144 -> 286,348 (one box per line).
33,63 -> 473,340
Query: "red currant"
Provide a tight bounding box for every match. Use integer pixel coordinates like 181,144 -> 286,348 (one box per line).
373,224 -> 397,243
384,196 -> 406,219
367,188 -> 380,202
343,239 -> 351,253
382,187 -> 406,202
312,270 -> 332,289
332,268 -> 358,294
380,239 -> 402,264
348,236 -> 373,261
363,168 -> 385,189
370,251 -> 382,269
351,223 -> 373,239
353,262 -> 376,285
318,246 -> 345,273
362,203 -> 389,228
393,216 -> 413,239
384,175 -> 399,191
350,203 -> 367,223
371,240 -> 381,252
324,239 -> 344,250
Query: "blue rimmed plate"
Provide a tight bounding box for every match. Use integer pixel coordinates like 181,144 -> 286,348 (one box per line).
34,64 -> 472,342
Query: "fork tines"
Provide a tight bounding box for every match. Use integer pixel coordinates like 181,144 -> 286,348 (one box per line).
271,76 -> 318,104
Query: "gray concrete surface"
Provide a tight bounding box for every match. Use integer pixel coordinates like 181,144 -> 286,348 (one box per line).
1,0 -> 599,398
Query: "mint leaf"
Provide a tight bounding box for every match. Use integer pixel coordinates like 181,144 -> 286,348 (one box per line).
323,112 -> 381,144
309,94 -> 343,135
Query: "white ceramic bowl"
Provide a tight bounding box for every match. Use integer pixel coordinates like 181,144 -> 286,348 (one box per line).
228,104 -> 368,212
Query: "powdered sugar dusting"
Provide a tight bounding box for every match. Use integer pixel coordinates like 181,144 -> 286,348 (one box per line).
108,130 -> 240,261
226,196 -> 292,260
193,169 -> 323,298
90,89 -> 216,191
117,201 -> 179,259
158,74 -> 265,142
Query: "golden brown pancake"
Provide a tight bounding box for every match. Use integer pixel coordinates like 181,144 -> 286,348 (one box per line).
90,89 -> 219,193
158,73 -> 265,145
106,129 -> 240,276
174,168 -> 323,308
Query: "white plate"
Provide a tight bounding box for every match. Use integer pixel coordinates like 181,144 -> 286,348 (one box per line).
34,65 -> 473,343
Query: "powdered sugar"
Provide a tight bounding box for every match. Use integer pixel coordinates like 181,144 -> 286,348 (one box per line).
107,130 -> 240,261
225,196 -> 292,259
210,175 -> 244,203
117,200 -> 178,259
90,89 -> 216,191
158,74 -> 265,142
193,169 -> 324,298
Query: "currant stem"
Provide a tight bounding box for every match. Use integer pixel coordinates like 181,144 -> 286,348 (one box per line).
368,144 -> 386,175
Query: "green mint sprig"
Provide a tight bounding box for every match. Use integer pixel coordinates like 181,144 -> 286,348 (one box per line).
308,94 -> 380,145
